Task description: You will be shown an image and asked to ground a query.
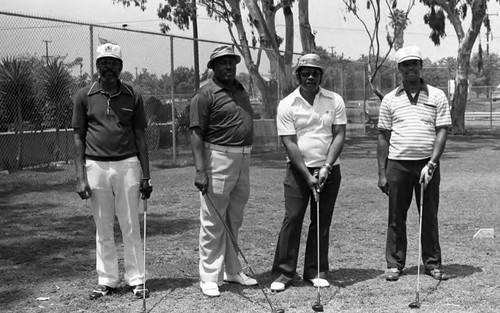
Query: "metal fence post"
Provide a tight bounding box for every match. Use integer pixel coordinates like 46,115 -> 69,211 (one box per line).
170,36 -> 177,165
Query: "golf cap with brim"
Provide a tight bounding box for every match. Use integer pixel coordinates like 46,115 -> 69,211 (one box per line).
396,46 -> 422,64
207,45 -> 241,69
96,43 -> 122,62
294,53 -> 324,74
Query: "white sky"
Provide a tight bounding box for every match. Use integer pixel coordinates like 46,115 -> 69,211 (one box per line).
1,0 -> 500,75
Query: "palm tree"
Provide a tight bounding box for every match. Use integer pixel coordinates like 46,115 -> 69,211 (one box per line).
0,57 -> 35,171
41,57 -> 74,163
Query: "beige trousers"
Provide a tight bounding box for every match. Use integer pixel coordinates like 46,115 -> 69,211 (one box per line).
198,147 -> 251,283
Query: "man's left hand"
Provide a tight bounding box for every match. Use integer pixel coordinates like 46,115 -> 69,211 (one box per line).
316,165 -> 330,192
140,179 -> 153,199
420,165 -> 434,189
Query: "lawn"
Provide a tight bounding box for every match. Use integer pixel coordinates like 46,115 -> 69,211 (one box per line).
1,130 -> 499,313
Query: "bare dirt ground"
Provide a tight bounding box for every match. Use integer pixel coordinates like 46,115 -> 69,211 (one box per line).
1,130 -> 500,313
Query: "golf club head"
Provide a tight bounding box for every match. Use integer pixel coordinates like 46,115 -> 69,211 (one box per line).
409,293 -> 420,309
312,303 -> 324,312
273,309 -> 285,313
408,301 -> 420,309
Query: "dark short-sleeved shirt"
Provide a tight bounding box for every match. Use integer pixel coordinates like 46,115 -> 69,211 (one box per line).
72,81 -> 147,161
189,78 -> 253,146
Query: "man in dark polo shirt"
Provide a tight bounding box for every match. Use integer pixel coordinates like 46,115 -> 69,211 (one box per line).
190,45 -> 257,297
72,43 -> 153,300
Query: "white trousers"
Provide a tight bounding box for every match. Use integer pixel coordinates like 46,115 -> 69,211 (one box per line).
199,148 -> 251,283
86,157 -> 145,287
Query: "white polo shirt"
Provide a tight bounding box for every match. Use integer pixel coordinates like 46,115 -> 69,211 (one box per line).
277,86 -> 347,167
378,81 -> 451,160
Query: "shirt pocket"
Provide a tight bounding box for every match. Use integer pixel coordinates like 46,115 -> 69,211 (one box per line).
417,103 -> 436,125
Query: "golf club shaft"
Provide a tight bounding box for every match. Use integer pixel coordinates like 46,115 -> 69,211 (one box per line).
316,194 -> 321,303
204,194 -> 278,313
143,198 -> 147,312
416,184 -> 424,302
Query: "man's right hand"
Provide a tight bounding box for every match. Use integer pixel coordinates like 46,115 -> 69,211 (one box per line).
195,170 -> 209,195
76,178 -> 91,200
378,174 -> 389,195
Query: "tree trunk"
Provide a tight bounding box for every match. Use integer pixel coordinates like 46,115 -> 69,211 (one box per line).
298,0 -> 315,53
437,0 -> 486,134
451,77 -> 467,133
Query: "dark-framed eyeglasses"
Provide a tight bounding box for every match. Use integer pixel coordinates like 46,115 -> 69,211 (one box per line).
98,59 -> 121,67
299,70 -> 321,78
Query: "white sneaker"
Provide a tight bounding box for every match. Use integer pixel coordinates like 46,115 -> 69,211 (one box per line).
270,281 -> 286,292
308,277 -> 330,288
223,272 -> 257,286
200,281 -> 220,297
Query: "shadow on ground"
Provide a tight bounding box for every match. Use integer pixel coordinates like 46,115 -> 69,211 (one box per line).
404,263 -> 482,278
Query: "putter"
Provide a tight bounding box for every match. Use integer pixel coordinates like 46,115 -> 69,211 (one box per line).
312,191 -> 324,312
205,194 -> 285,313
142,198 -> 147,313
409,184 -> 424,309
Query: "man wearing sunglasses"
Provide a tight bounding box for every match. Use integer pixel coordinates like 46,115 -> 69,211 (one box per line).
271,53 -> 347,292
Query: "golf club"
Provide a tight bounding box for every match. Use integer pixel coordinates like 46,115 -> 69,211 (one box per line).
312,191 -> 324,312
409,183 -> 424,309
205,194 -> 285,313
142,198 -> 147,313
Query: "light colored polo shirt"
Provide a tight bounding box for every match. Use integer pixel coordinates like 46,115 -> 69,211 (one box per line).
377,81 -> 451,160
277,86 -> 347,167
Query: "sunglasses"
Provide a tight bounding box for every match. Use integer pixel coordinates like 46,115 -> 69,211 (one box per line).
299,70 -> 321,78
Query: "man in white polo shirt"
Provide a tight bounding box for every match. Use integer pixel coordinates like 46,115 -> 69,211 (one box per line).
377,46 -> 451,282
270,53 -> 346,292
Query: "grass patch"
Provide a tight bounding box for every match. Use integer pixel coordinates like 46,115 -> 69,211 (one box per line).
1,132 -> 500,312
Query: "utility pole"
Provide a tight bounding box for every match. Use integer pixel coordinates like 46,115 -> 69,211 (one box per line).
43,40 -> 52,65
328,46 -> 334,57
192,0 -> 200,90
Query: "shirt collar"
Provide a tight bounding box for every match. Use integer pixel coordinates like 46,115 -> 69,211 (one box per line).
395,78 -> 429,96
87,80 -> 133,96
212,77 -> 243,92
289,86 -> 334,101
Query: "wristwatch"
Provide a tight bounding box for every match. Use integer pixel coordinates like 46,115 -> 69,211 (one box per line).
427,161 -> 437,175
322,163 -> 333,174
142,178 -> 151,185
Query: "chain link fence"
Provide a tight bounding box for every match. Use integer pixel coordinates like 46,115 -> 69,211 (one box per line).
1,11 -> 498,176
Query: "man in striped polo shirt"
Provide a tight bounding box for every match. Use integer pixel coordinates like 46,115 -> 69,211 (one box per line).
377,46 -> 451,282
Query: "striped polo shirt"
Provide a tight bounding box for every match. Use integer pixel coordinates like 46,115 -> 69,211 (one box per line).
377,80 -> 451,160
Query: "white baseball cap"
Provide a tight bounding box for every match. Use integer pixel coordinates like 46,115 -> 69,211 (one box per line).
395,46 -> 422,64
96,43 -> 122,62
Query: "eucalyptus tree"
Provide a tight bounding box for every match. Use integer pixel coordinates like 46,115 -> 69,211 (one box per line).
113,0 -> 315,118
343,0 -> 415,100
420,0 -> 499,133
